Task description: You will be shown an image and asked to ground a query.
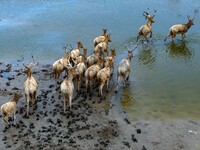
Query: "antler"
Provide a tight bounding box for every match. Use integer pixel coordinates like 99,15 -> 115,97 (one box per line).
30,53 -> 38,67
152,9 -> 157,18
127,44 -> 138,52
63,45 -> 68,53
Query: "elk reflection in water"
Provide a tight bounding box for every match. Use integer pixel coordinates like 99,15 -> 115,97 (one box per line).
167,42 -> 194,59
138,45 -> 156,66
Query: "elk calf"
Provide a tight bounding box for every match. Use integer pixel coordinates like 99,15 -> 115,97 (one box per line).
24,63 -> 38,116
164,16 -> 194,42
137,9 -> 157,43
94,28 -> 107,47
60,64 -> 77,114
115,50 -> 134,93
1,92 -> 21,125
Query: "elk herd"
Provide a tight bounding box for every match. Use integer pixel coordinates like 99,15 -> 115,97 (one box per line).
0,9 -> 195,126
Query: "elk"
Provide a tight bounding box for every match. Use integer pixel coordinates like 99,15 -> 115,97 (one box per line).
94,34 -> 111,57
94,28 -> 107,47
97,58 -> 112,97
136,9 -> 157,43
75,53 -> 87,92
105,48 -> 116,76
52,48 -> 72,85
86,53 -> 99,68
85,56 -> 103,93
1,92 -> 21,126
164,16 -> 194,42
23,63 -> 38,116
77,48 -> 87,63
115,46 -> 137,93
70,41 -> 83,59
60,64 -> 77,114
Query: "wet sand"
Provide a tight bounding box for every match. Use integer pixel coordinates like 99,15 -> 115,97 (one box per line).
0,62 -> 200,150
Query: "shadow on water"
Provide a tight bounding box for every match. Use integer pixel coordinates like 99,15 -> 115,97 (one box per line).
120,88 -> 135,108
138,44 -> 156,66
166,41 -> 194,59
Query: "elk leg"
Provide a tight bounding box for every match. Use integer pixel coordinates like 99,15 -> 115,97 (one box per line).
164,34 -> 171,41
115,74 -> 120,93
106,79 -> 109,92
69,95 -> 72,110
86,79 -> 89,93
150,31 -> 153,38
63,95 -> 66,114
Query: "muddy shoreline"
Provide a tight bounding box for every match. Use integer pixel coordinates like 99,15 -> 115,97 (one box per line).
0,62 -> 200,150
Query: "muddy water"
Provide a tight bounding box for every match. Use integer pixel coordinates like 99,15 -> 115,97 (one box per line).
0,0 -> 200,121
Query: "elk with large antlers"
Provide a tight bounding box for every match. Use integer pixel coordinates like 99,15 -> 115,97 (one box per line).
23,63 -> 38,116
1,92 -> 22,126
164,16 -> 194,42
94,28 -> 107,47
136,9 -> 157,43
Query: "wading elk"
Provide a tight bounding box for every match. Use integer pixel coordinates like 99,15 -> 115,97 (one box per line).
1,92 -> 21,126
136,9 -> 157,43
105,48 -> 116,76
164,16 -> 194,42
115,46 -> 137,93
60,64 -> 77,114
94,28 -> 107,47
97,58 -> 112,97
23,63 -> 38,116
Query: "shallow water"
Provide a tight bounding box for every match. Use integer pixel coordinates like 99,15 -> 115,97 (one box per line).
0,0 -> 200,121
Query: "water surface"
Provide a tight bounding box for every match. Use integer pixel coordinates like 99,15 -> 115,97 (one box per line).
0,0 -> 200,121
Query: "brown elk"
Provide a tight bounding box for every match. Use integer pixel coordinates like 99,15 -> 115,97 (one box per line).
164,16 -> 194,42
94,28 -> 107,47
23,63 -> 38,116
1,92 -> 22,126
136,9 -> 157,43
